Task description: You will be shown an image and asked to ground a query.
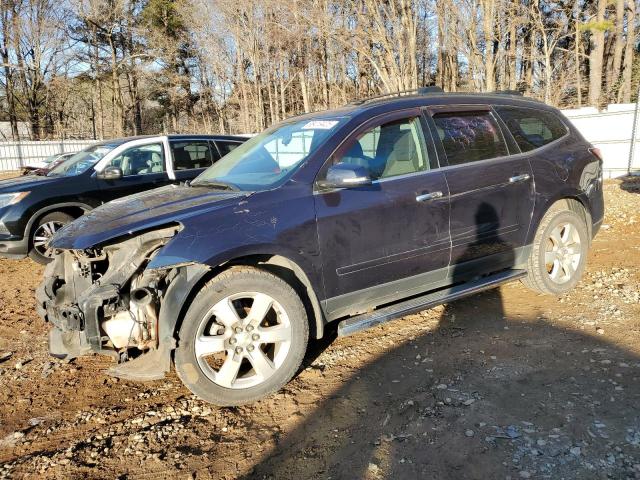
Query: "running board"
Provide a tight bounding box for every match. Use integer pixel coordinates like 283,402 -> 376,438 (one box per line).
337,269 -> 527,337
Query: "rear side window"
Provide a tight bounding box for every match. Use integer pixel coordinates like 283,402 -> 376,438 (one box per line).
495,107 -> 568,152
170,141 -> 219,170
432,111 -> 508,165
216,141 -> 242,157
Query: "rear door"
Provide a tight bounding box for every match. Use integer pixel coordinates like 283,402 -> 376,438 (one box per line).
96,140 -> 172,202
426,105 -> 534,279
315,109 -> 451,319
170,139 -> 221,183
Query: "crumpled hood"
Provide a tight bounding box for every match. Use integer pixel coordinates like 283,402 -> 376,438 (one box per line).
0,174 -> 60,192
50,184 -> 249,250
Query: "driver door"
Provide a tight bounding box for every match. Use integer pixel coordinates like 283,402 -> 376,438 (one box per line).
96,141 -> 171,202
314,109 -> 451,319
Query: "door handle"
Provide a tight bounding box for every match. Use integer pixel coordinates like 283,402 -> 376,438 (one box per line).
416,191 -> 443,202
509,174 -> 531,183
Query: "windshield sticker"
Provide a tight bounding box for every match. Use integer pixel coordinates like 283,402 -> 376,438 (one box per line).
302,120 -> 339,130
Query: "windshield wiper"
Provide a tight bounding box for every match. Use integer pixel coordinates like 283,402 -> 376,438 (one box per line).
191,180 -> 240,191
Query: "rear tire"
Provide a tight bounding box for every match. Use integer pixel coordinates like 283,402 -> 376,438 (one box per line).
28,212 -> 74,265
175,266 -> 309,406
522,202 -> 589,295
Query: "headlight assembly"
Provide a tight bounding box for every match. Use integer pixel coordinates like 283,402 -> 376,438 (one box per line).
0,192 -> 30,209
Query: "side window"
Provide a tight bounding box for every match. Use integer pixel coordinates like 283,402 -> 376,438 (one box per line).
170,141 -> 219,171
494,106 -> 568,152
216,141 -> 242,157
106,143 -> 165,176
334,117 -> 428,181
432,111 -> 508,165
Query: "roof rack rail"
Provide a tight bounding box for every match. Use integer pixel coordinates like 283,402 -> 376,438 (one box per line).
493,90 -> 523,96
348,87 -> 529,107
417,86 -> 444,94
349,86 -> 444,105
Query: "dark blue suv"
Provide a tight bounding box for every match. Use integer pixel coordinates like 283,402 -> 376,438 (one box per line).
37,90 -> 604,405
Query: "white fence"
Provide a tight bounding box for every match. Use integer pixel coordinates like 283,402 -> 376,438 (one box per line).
561,103 -> 639,178
0,103 -> 638,176
0,140 -> 98,171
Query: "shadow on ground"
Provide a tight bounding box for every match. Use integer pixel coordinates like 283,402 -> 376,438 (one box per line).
241,288 -> 640,479
619,175 -> 640,194
242,203 -> 639,479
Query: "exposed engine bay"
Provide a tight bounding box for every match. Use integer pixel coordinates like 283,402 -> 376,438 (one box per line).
36,226 -> 184,376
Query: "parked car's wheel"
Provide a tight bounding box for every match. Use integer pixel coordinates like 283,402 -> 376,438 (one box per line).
175,266 -> 309,406
28,212 -> 74,265
522,201 -> 589,295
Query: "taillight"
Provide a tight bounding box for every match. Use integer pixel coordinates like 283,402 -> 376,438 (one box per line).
589,147 -> 603,162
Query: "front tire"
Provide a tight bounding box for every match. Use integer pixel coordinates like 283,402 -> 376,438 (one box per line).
175,266 -> 309,406
28,211 -> 74,265
522,202 -> 589,295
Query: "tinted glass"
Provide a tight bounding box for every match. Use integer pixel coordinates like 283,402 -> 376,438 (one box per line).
433,111 -> 508,165
105,143 -> 165,176
495,107 -> 568,152
170,141 -> 218,170
335,117 -> 428,180
193,117 -> 346,191
216,141 -> 242,157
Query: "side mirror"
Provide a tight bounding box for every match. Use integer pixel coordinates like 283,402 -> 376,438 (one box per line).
97,166 -> 123,181
317,163 -> 372,189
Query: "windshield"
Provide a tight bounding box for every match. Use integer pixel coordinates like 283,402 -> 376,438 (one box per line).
47,144 -> 117,177
192,117 -> 346,191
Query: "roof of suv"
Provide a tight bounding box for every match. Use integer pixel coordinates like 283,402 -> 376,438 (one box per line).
284,89 -> 557,126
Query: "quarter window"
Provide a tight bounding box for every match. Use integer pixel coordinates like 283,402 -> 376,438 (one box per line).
334,117 -> 428,181
495,107 -> 568,152
105,143 -> 165,176
216,141 -> 242,157
432,111 -> 508,165
170,141 -> 219,170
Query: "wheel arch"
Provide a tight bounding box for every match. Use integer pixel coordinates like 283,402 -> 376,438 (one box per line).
529,191 -> 592,245
161,253 -> 326,354
26,202 -> 93,245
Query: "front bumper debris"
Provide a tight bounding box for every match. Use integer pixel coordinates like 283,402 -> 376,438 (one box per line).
36,226 -> 179,371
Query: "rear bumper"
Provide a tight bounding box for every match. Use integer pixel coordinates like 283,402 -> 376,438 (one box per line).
0,237 -> 29,259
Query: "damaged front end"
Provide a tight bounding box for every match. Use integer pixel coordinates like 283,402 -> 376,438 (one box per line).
37,225 -> 188,380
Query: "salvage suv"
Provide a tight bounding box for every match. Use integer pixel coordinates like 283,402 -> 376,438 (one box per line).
37,89 -> 604,406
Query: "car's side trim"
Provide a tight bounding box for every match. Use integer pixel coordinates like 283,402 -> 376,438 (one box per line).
337,268 -> 528,337
450,223 -> 519,246
336,239 -> 451,276
323,245 -> 532,321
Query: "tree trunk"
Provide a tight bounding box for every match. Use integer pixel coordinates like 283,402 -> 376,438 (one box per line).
481,0 -> 496,91
574,0 -> 583,106
0,0 -> 19,140
299,70 -> 310,113
588,0 -> 606,107
507,1 -> 518,91
609,0 -> 626,96
619,0 -> 636,102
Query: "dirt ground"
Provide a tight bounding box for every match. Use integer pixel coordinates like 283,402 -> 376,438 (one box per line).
0,177 -> 639,480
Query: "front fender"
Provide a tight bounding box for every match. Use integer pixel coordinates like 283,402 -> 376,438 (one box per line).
157,263 -> 211,349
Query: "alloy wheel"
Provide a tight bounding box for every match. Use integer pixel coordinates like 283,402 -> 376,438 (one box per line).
32,220 -> 65,259
544,221 -> 582,285
194,292 -> 292,389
